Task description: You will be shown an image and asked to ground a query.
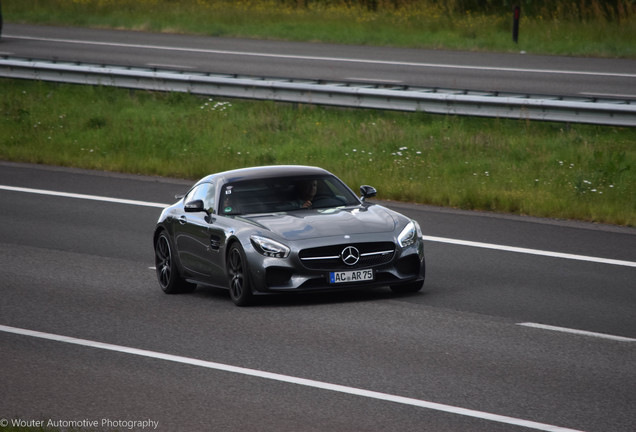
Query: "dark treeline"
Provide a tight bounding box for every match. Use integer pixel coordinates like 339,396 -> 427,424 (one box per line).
279,0 -> 634,20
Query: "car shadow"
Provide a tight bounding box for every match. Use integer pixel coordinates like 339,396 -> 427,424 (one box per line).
191,285 -> 424,308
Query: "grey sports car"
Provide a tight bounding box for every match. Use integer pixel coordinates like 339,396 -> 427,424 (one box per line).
153,165 -> 425,306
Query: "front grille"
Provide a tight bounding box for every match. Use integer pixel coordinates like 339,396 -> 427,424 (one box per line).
299,242 -> 395,270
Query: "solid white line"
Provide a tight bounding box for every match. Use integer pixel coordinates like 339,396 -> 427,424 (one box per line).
580,92 -> 636,99
346,77 -> 404,84
422,235 -> 636,268
0,185 -> 167,208
518,323 -> 636,342
2,185 -> 633,268
146,63 -> 194,69
5,34 -> 636,79
0,324 -> 586,432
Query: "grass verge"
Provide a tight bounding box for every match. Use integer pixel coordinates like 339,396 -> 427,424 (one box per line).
3,0 -> 636,58
2,78 -> 634,226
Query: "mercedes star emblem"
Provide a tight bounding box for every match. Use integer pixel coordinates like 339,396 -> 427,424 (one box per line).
341,246 -> 360,266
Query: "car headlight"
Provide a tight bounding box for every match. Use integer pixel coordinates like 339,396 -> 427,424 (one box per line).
398,220 -> 421,248
250,235 -> 290,258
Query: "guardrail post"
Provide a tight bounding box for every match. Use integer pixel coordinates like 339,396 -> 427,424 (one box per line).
512,5 -> 521,43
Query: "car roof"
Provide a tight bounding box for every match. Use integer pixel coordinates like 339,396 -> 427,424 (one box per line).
198,165 -> 333,185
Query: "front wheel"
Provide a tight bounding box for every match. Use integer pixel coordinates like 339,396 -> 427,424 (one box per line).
227,243 -> 253,306
154,232 -> 196,294
390,280 -> 424,294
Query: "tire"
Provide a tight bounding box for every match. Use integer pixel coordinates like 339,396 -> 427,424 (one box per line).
227,243 -> 253,306
154,232 -> 196,294
390,280 -> 424,294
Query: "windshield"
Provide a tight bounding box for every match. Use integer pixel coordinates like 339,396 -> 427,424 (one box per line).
219,175 -> 361,215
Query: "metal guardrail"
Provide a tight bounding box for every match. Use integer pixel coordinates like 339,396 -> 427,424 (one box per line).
1,56 -> 635,126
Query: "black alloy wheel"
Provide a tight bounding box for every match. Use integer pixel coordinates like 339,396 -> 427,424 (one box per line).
390,257 -> 425,294
155,232 -> 195,294
390,280 -> 424,294
227,243 -> 253,306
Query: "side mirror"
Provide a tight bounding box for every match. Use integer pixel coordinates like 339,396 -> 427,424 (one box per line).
184,199 -> 206,213
360,185 -> 377,202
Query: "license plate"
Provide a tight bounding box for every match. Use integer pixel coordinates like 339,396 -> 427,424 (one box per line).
329,269 -> 374,284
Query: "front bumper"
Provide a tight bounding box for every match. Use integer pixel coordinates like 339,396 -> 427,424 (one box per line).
247,234 -> 425,294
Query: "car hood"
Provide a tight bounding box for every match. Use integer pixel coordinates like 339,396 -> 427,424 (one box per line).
240,205 -> 398,241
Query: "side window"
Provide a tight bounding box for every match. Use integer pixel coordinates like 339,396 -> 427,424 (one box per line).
183,182 -> 216,214
183,184 -> 204,205
203,183 -> 216,214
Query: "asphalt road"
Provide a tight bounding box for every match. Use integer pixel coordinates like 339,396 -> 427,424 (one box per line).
0,162 -> 634,432
2,23 -> 636,99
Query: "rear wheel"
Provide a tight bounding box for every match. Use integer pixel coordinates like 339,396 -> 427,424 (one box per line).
154,232 -> 196,294
227,243 -> 253,306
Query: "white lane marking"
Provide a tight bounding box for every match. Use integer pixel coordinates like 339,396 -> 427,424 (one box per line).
0,324 -> 585,432
0,185 -> 167,208
580,92 -> 636,99
5,34 -> 636,79
422,235 -> 636,268
146,63 -> 194,69
518,323 -> 635,342
346,77 -> 404,84
2,185 -> 633,268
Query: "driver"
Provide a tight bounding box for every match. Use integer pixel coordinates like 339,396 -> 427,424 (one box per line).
293,180 -> 317,208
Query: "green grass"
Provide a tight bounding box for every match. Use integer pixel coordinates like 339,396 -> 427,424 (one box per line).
4,0 -> 636,58
2,79 -> 634,226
